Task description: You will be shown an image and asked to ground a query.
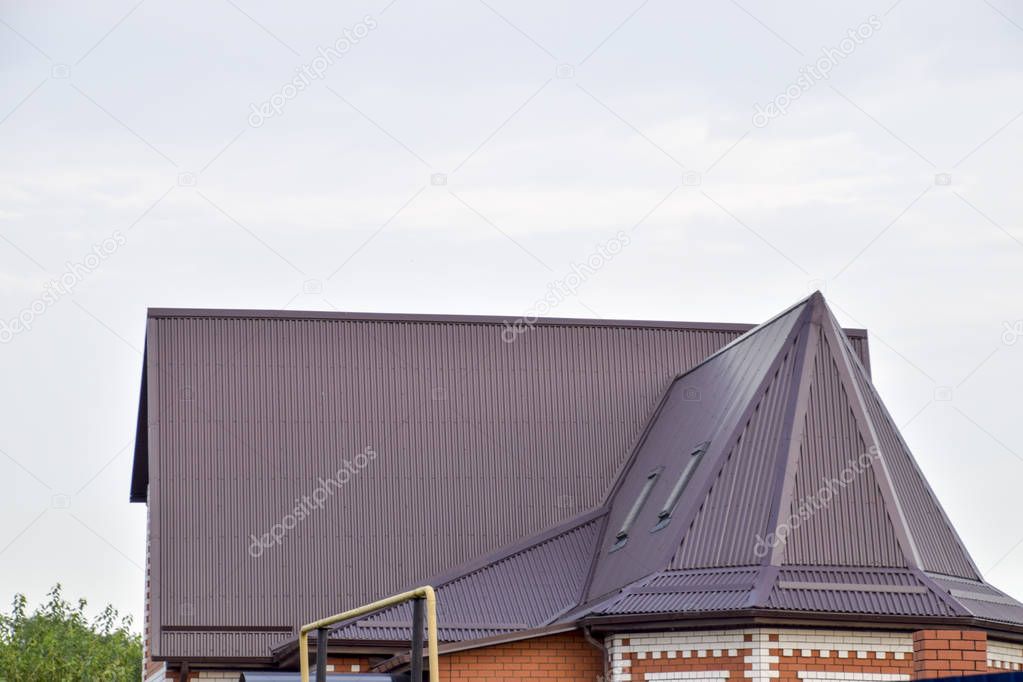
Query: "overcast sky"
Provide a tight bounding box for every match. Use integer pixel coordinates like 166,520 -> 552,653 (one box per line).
2,0 -> 1022,628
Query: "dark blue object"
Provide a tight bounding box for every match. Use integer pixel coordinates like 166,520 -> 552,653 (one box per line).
918,673 -> 1023,682
240,674 -> 409,681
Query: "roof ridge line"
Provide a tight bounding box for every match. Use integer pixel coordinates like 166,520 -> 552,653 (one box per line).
576,371 -> 689,600
587,299 -> 821,515
913,568 -> 974,618
818,306 -> 923,569
559,569 -> 665,624
147,307 -> 757,332
577,507 -> 613,611
666,302 -> 814,572
665,293 -> 818,383
835,314 -> 984,581
761,301 -> 823,573
145,304 -> 870,336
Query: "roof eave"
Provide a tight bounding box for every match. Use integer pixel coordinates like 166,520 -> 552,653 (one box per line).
578,608 -> 1023,642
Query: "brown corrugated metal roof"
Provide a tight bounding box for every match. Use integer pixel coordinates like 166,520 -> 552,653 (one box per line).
764,568 -> 961,618
323,293 -> 1023,653
928,574 -> 1023,626
331,512 -> 605,643
590,568 -> 759,616
136,307 -> 874,661
582,567 -> 960,619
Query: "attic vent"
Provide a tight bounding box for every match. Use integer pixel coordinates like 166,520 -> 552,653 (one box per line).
610,467 -> 662,552
651,441 -> 709,532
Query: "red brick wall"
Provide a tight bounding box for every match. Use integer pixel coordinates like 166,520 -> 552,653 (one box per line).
158,656 -> 374,681
438,630 -> 603,681
327,655 -> 373,673
913,629 -> 988,679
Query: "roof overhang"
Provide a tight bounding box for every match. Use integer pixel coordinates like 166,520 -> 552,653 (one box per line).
577,608 -> 1023,643
129,338 -> 148,503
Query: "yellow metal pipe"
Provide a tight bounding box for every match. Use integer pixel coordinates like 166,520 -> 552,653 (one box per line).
425,586 -> 439,677
299,586 -> 439,682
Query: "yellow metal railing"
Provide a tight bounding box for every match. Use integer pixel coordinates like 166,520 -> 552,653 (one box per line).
298,586 -> 439,682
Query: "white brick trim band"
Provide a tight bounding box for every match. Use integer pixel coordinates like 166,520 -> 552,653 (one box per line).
608,627 -> 914,682
989,639 -> 1023,671
777,628 -> 912,656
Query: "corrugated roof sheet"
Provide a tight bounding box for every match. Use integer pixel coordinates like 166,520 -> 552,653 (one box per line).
593,568 -> 758,615
765,567 -> 959,617
136,310 -> 872,660
331,513 -> 604,643
571,566 -> 985,621
928,574 -> 1023,625
586,566 -> 961,619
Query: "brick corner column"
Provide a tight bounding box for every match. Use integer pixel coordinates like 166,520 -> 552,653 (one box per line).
912,629 -> 987,679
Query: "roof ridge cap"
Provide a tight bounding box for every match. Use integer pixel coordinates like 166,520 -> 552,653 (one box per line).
819,306 -> 924,569
146,307 -> 766,331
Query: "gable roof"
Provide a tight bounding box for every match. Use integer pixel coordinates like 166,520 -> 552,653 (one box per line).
328,293 -> 1023,652
131,306 -> 870,661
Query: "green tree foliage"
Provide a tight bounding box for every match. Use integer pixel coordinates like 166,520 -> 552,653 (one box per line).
0,584 -> 141,681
